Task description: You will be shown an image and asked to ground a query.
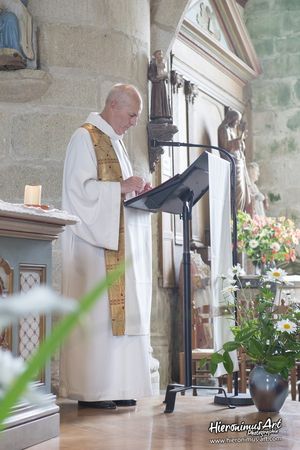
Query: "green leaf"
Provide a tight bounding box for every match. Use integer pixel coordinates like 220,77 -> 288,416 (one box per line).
222,351 -> 234,374
247,338 -> 264,359
198,358 -> 208,369
0,263 -> 125,428
265,355 -> 289,373
235,328 -> 254,341
223,341 -> 240,352
211,352 -> 224,364
210,352 -> 224,375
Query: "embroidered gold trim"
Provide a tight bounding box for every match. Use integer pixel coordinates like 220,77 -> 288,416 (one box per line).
82,123 -> 125,336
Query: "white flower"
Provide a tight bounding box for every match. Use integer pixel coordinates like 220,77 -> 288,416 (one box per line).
0,286 -> 77,331
276,319 -> 297,334
228,263 -> 245,278
0,350 -> 25,390
0,349 -> 46,404
264,268 -> 287,282
270,242 -> 281,252
245,281 -> 251,287
222,285 -> 238,295
249,239 -> 259,249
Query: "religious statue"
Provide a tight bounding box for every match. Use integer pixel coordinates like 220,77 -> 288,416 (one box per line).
0,0 -> 34,70
218,109 -> 251,211
147,49 -> 178,172
247,161 -> 269,217
148,49 -> 172,122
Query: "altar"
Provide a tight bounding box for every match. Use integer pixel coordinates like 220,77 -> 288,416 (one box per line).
0,200 -> 78,450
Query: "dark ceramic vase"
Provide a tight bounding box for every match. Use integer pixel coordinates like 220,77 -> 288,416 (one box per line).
249,365 -> 289,412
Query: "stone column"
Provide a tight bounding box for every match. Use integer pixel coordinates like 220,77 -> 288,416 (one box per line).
0,0 -> 151,391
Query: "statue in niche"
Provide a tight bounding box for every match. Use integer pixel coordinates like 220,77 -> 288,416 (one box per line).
148,49 -> 172,122
0,0 -> 34,70
218,109 -> 251,212
147,49 -> 178,172
247,161 -> 269,217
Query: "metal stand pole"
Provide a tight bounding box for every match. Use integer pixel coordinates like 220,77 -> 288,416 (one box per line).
163,191 -> 234,413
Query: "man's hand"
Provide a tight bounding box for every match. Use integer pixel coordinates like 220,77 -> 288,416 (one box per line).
121,176 -> 146,194
139,182 -> 152,194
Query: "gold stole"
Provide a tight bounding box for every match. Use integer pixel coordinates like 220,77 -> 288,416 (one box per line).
81,123 -> 125,336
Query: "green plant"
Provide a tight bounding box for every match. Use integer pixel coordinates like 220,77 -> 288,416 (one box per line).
0,263 -> 124,429
209,265 -> 300,380
237,211 -> 300,266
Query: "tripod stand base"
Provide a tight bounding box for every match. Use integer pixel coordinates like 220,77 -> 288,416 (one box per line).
164,383 -> 236,413
214,392 -> 254,406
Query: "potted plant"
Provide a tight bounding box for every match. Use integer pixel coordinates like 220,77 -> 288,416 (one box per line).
237,211 -> 300,273
209,265 -> 300,412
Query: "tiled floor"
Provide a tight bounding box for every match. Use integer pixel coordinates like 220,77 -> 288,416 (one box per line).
27,395 -> 300,449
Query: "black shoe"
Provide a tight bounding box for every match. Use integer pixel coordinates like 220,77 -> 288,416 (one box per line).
113,399 -> 136,407
78,400 -> 116,409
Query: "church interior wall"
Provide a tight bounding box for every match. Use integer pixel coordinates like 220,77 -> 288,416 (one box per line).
245,0 -> 300,223
0,0 -> 272,396
0,0 -> 193,394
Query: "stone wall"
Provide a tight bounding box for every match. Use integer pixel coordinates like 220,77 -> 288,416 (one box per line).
245,0 -> 300,221
0,0 -> 175,392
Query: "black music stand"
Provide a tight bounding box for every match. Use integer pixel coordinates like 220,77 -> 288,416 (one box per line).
125,151 -> 235,413
149,140 -> 253,408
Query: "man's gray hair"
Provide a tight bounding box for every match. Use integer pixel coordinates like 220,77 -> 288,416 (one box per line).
106,84 -> 142,108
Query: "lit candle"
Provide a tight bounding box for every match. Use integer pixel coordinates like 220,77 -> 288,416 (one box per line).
24,185 -> 42,206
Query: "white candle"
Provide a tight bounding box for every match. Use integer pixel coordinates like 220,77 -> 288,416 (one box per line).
24,185 -> 42,206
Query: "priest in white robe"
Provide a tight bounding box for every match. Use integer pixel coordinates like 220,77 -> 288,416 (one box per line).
60,84 -> 153,409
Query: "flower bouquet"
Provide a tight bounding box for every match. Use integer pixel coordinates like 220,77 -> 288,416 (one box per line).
237,211 -> 300,267
209,265 -> 300,380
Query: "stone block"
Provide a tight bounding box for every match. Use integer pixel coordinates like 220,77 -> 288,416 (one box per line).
252,111 -> 276,135
11,112 -> 87,161
245,0 -> 271,13
285,54 -> 300,77
276,36 -> 300,55
0,112 -> 13,158
251,81 -> 291,109
276,83 -> 291,107
0,70 -> 51,103
283,12 -> 300,36
252,38 -> 274,58
151,24 -> 174,56
38,70 -> 99,108
246,13 -> 282,39
39,24 -> 142,80
254,133 -> 299,159
0,161 -> 64,205
275,0 -> 300,11
293,79 -> 300,102
262,56 -> 288,79
100,0 -> 150,41
30,0 -> 108,27
287,111 -> 300,131
271,109 -> 298,134
31,0 -> 150,40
